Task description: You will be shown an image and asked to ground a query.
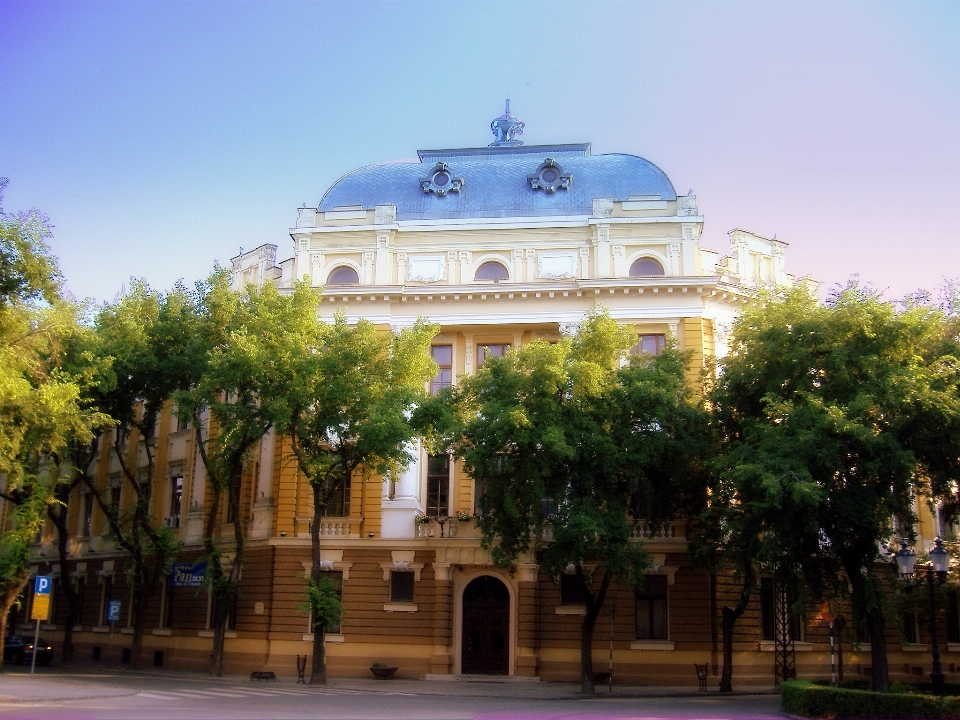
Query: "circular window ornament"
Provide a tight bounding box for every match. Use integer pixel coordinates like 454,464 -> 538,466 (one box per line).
420,162 -> 464,196
528,158 -> 572,193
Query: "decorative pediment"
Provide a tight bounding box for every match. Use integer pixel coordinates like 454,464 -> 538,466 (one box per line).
420,162 -> 464,196
528,158 -> 572,193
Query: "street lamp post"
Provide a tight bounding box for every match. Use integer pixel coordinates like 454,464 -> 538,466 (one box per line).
895,537 -> 950,696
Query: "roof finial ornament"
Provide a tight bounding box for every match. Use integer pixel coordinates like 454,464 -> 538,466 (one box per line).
489,99 -> 524,147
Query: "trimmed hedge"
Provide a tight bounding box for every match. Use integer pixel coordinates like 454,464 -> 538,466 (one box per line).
781,680 -> 960,718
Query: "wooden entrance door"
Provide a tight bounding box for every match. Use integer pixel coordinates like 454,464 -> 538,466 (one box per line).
461,575 -> 510,675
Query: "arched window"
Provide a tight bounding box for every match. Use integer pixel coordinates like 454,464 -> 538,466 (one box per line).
629,257 -> 665,277
326,266 -> 359,284
474,261 -> 509,282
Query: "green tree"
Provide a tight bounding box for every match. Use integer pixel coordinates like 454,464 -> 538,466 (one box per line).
176,274 -> 319,676
439,310 -> 709,694
0,181 -> 94,667
711,284 -> 960,692
45,319 -> 115,665
276,312 -> 437,684
80,280 -> 199,668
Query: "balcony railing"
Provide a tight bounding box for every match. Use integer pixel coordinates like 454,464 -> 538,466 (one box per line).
631,520 -> 686,540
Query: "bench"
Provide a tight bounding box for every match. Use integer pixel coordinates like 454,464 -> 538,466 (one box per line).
250,671 -> 277,681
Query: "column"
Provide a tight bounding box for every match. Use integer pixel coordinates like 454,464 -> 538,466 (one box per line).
250,428 -> 276,539
516,562 -> 539,677
381,441 -> 423,539
594,224 -> 611,278
183,410 -> 208,545
375,231 -> 393,284
431,561 -> 454,674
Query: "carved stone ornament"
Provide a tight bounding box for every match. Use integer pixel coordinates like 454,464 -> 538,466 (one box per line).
489,99 -> 524,147
529,158 -> 572,193
420,162 -> 464,196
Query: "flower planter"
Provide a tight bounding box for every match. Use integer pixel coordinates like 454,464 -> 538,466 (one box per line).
370,666 -> 399,679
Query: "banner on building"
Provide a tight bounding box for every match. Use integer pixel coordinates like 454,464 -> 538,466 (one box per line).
170,562 -> 206,587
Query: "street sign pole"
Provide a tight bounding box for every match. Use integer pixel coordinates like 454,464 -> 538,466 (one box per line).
30,618 -> 40,676
29,576 -> 52,676
106,600 -> 121,667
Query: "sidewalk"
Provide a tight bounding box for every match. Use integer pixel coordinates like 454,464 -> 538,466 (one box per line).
0,665 -> 779,704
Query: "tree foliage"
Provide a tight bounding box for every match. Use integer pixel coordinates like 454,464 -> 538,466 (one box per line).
0,181 -> 96,668
437,309 -> 709,693
275,311 -> 438,683
176,273 -> 320,676
708,284 -> 960,692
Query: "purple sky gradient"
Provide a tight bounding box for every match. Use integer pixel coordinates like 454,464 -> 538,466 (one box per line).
1,0 -> 957,303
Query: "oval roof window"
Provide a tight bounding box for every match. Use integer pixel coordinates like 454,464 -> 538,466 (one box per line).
474,261 -> 509,282
327,266 -> 360,284
629,258 -> 665,277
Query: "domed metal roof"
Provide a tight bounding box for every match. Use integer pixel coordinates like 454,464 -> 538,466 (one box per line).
318,143 -> 677,222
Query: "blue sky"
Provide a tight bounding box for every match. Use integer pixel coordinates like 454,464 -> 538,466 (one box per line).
1,0 -> 958,303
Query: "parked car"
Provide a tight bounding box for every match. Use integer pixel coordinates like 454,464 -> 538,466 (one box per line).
3,635 -> 53,666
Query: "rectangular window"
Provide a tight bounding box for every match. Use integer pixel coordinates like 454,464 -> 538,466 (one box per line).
390,571 -> 415,603
473,479 -> 485,519
636,575 -> 668,640
321,474 -> 351,517
939,506 -> 958,542
759,578 -> 803,641
176,414 -> 189,433
430,345 -> 452,395
82,492 -> 94,538
76,577 -> 86,626
948,591 -> 960,645
477,343 -> 509,368
903,610 -> 919,644
426,455 -> 450,517
169,476 -> 183,527
560,574 -> 585,606
760,578 -> 775,641
631,334 -> 666,357
109,486 -> 121,514
315,571 -> 343,634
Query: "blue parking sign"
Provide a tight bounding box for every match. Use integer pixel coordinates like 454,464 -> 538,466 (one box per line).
33,576 -> 51,595
107,600 -> 121,623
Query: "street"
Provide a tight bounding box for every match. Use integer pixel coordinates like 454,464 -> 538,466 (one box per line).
0,667 -> 785,720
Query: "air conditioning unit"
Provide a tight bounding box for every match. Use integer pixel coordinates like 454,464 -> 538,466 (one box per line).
163,516 -> 180,529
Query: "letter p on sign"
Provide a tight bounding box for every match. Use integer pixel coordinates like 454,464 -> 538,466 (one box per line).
34,576 -> 51,595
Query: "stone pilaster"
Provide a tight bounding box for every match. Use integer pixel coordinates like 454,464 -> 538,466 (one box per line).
516,563 -> 539,677
431,562 -> 453,674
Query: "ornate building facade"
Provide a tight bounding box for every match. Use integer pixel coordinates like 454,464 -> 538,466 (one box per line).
17,108 -> 949,686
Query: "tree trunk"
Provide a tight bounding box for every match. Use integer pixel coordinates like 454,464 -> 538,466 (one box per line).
848,569 -> 889,692
309,476 -> 327,685
310,610 -> 327,684
210,602 -> 228,677
719,574 -> 753,693
207,470 -> 245,677
130,595 -> 149,670
51,492 -> 82,665
577,569 -> 610,695
579,606 -> 599,694
866,600 -> 890,692
0,575 -> 31,673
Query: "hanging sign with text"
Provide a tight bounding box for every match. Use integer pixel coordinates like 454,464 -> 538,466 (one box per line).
169,562 -> 207,587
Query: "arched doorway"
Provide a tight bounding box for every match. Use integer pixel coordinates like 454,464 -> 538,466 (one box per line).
461,575 -> 510,675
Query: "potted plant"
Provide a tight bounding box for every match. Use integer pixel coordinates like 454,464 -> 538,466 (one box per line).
455,510 -> 471,522
370,661 -> 399,679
